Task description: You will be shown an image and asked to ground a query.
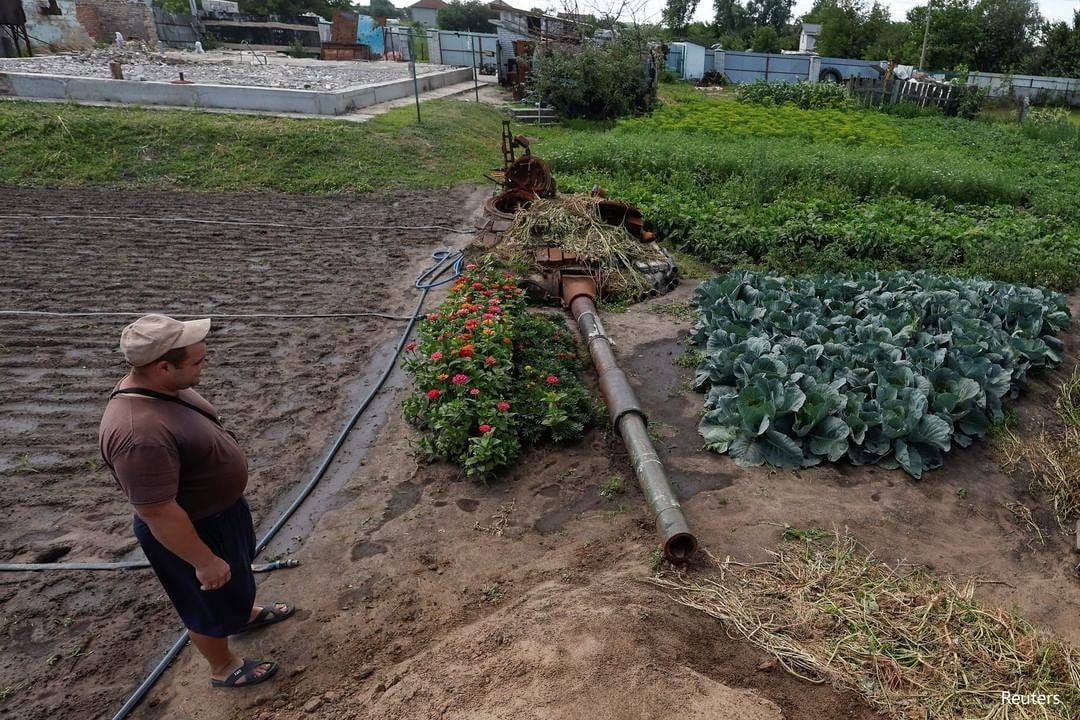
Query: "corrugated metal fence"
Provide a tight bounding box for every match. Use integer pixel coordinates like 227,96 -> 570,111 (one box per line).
427,30 -> 498,70
153,8 -> 198,46
969,71 -> 1079,107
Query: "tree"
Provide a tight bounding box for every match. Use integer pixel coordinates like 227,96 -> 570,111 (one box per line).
973,0 -> 1041,72
750,25 -> 781,51
714,0 -> 750,35
803,0 -> 896,59
238,0 -> 349,18
746,0 -> 793,31
1028,11 -> 1079,77
436,0 -> 497,31
903,0 -> 982,70
663,0 -> 701,31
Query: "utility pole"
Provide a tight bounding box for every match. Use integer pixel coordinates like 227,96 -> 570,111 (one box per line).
918,0 -> 932,71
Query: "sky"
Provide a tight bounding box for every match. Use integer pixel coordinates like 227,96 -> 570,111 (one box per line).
518,0 -> 1079,26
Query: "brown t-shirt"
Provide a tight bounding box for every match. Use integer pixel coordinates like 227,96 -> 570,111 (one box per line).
99,385 -> 248,520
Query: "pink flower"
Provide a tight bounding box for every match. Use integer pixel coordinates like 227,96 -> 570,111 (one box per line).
478,424 -> 492,433
466,263 -> 477,270
546,375 -> 559,385
426,313 -> 440,322
497,401 -> 510,412
482,313 -> 494,320
452,373 -> 469,385
405,342 -> 417,351
472,282 -> 485,290
484,356 -> 497,366
426,389 -> 440,400
469,387 -> 480,396
464,319 -> 479,330
431,351 -> 443,361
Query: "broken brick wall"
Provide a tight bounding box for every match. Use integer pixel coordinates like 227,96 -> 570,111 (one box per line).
74,0 -> 156,43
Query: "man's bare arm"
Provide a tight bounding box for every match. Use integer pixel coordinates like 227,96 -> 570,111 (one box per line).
136,500 -> 232,590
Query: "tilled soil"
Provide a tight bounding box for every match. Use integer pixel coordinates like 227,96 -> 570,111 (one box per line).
0,185 -> 483,719
2,185 -> 1078,720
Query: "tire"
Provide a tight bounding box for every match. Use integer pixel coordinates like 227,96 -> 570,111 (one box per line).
819,69 -> 843,84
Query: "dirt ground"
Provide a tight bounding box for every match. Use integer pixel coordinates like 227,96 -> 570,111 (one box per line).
1,185 -> 1078,720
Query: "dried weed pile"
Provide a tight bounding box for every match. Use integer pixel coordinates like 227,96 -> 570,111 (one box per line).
995,369 -> 1080,531
646,534 -> 1080,719
495,195 -> 667,299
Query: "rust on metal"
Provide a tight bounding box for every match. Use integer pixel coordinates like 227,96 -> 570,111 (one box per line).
505,155 -> 556,198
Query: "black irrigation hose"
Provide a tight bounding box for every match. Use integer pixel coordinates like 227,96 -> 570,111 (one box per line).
110,249 -> 463,720
0,214 -> 476,235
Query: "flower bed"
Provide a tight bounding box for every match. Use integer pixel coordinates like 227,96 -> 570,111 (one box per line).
402,263 -> 593,477
691,270 -> 1071,478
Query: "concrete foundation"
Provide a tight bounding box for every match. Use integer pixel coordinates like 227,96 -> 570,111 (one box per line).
0,66 -> 472,115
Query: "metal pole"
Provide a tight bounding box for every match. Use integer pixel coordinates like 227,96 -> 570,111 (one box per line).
471,33 -> 479,102
567,293 -> 697,562
410,57 -> 421,123
918,0 -> 932,71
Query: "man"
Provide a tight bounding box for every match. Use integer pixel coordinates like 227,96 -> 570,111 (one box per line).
99,314 -> 294,688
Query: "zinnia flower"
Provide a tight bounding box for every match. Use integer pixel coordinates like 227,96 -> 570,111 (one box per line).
478,424 -> 492,433
426,389 -> 440,400
452,374 -> 469,385
472,282 -> 484,290
426,313 -> 440,322
497,401 -> 510,412
437,373 -> 449,381
485,356 -> 497,366
469,387 -> 480,396
546,375 -> 559,384
466,263 -> 477,270
459,344 -> 475,358
405,342 -> 417,351
431,351 -> 443,361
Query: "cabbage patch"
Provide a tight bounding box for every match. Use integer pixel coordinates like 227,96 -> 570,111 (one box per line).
691,271 -> 1071,478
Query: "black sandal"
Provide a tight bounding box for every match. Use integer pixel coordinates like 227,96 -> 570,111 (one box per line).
235,601 -> 295,634
211,658 -> 278,688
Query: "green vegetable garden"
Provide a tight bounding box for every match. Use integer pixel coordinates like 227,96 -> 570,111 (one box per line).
690,271 -> 1070,477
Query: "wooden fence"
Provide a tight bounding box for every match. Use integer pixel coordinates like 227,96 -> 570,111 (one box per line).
846,76 -> 957,111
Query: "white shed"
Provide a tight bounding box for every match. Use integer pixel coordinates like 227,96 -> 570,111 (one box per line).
671,41 -> 706,80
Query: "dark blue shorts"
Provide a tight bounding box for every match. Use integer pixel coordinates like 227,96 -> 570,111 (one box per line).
135,497 -> 256,638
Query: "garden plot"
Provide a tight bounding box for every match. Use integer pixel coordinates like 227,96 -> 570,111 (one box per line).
0,185 -> 483,720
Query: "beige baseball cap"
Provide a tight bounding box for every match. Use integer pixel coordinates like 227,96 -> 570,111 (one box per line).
120,314 -> 211,367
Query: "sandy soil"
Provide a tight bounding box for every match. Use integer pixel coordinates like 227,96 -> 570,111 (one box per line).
0,184 -> 484,719
1,185 -> 1077,720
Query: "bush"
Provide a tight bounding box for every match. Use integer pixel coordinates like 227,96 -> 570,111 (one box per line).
951,86 -> 987,120
690,270 -> 1071,477
881,101 -> 940,119
1021,106 -> 1080,148
402,263 -> 592,477
530,41 -> 654,120
736,80 -> 851,110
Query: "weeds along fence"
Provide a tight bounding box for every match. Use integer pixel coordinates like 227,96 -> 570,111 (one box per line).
846,76 -> 957,112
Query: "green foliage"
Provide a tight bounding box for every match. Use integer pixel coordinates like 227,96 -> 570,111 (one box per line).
0,99 -> 504,193
735,80 -> 851,110
1027,11 -> 1079,78
662,0 -> 700,32
1021,106 -> 1080,148
690,270 -> 1071,477
436,0 -> 497,32
750,26 -> 781,52
953,85 -> 987,120
402,264 -> 592,478
530,41 -> 654,120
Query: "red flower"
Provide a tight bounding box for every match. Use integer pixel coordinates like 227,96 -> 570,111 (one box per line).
497,401 -> 511,412
431,351 -> 443,361
546,375 -> 560,385
426,313 -> 440,322
464,319 -> 479,331
426,389 -> 441,400
482,313 -> 494,320
459,344 -> 475,358
405,341 -> 417,351
478,424 -> 492,433
466,263 -> 477,270
469,387 -> 480,396
452,373 -> 469,385
472,282 -> 485,290
485,356 -> 497,366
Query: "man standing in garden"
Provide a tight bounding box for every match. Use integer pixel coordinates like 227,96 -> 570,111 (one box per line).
98,314 -> 294,688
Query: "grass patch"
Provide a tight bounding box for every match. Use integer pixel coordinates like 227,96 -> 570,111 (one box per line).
0,99 -> 504,193
995,368 -> 1080,530
647,533 -> 1080,719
